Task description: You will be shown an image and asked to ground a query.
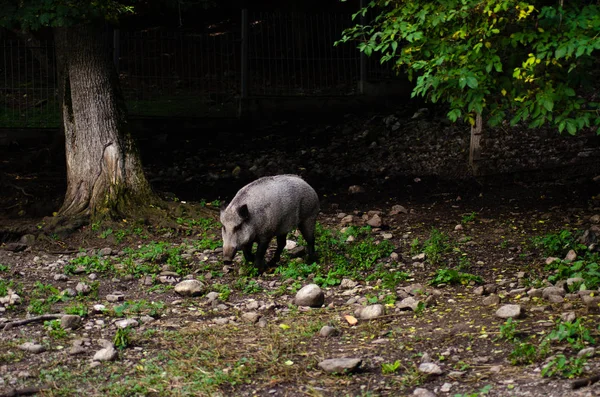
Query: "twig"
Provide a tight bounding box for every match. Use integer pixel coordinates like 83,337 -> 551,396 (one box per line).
0,385 -> 49,397
572,374 -> 600,390
2,314 -> 63,331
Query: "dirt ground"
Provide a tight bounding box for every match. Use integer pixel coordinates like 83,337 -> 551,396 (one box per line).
2,112 -> 600,397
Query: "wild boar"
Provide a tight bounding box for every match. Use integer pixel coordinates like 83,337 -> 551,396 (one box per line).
220,174 -> 319,273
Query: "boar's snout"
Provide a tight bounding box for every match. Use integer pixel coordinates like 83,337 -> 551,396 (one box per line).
223,245 -> 237,264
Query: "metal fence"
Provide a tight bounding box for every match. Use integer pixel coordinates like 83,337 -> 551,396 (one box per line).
0,10 -> 398,128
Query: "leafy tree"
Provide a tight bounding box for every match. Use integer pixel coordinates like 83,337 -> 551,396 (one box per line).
338,0 -> 600,135
0,0 -> 160,223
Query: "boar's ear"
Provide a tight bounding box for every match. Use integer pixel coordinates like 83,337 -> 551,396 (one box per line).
237,204 -> 250,221
219,201 -> 228,214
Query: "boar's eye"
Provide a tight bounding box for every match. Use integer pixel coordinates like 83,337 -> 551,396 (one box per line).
233,223 -> 243,232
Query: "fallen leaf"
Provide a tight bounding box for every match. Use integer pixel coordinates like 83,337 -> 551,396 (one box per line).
344,315 -> 358,326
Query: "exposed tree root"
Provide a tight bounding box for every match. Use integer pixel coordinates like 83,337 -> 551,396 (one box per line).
0,385 -> 50,397
2,314 -> 63,331
572,374 -> 600,389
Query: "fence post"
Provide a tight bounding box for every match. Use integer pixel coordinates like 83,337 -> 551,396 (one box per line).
358,0 -> 367,95
239,9 -> 249,117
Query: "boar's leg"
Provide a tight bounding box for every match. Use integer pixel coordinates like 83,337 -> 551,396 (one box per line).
243,244 -> 255,263
268,235 -> 287,267
299,219 -> 317,263
254,239 -> 270,273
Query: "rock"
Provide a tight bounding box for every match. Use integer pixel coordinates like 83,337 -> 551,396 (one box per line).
285,240 -> 297,250
139,315 -> 155,323
567,277 -> 585,287
547,295 -> 564,303
483,295 -> 501,306
454,224 -> 463,231
241,312 -> 261,324
62,288 -> 77,297
564,249 -> 577,261
287,246 -> 306,258
19,234 -> 37,246
413,388 -> 436,397
4,243 -> 27,252
93,304 -> 107,313
561,312 -> 577,323
348,185 -> 365,194
115,319 -> 139,329
93,346 -> 117,362
389,205 -> 408,215
68,346 -> 87,355
54,274 -> 69,281
106,294 -> 124,302
340,215 -> 353,225
473,286 -> 485,296
542,286 -> 565,299
0,293 -> 21,305
174,280 -> 205,297
213,317 -> 230,325
358,304 -> 385,320
418,362 -> 443,375
318,357 -> 362,374
527,288 -> 543,298
206,292 -> 220,302
440,383 -> 452,393
158,274 -> 181,284
76,282 -> 91,295
319,325 -> 339,337
412,253 -> 425,261
98,247 -> 112,256
340,279 -> 358,289
367,214 -> 382,227
397,297 -> 421,311
61,315 -> 81,330
545,257 -> 560,265
294,284 -> 324,307
578,347 -> 595,358
18,342 -> 46,354
495,304 -> 522,319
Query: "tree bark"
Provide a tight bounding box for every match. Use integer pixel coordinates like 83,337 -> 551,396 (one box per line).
53,24 -> 158,220
469,112 -> 483,176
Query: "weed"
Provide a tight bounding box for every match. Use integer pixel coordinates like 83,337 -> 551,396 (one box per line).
381,360 -> 402,374
275,261 -> 319,280
410,238 -> 421,255
430,268 -> 482,286
44,319 -> 68,339
544,319 -> 595,350
497,318 -> 518,342
541,354 -> 587,378
65,255 -> 114,275
461,212 -> 477,224
422,228 -> 450,265
112,300 -> 165,318
509,342 -> 540,365
100,228 -> 113,239
234,277 -> 263,294
64,302 -> 88,317
546,259 -> 600,290
114,327 -> 133,350
531,230 -> 586,257
0,264 -> 8,272
454,385 -> 492,397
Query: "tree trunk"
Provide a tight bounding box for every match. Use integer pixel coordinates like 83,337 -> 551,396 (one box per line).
53,24 -> 158,220
469,112 -> 483,175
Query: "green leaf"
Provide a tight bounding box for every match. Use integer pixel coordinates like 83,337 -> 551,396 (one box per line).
542,98 -> 554,112
466,76 -> 478,89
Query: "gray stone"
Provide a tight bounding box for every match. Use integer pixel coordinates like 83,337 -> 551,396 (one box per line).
213,317 -> 229,325
389,205 -> 408,215
241,312 -> 261,324
527,288 -> 543,298
413,388 -> 436,397
564,249 -> 577,261
18,342 -> 46,354
76,282 -> 91,295
578,347 -> 595,358
547,294 -> 564,303
205,292 -> 220,302
318,357 -> 362,374
93,304 -> 107,313
482,295 -> 500,306
106,294 -> 124,302
358,304 -> 385,320
115,319 -> 139,329
418,362 -> 443,375
139,315 -> 155,323
542,286 -> 565,299
93,346 -> 117,362
340,278 -> 358,289
367,214 -> 382,227
19,234 -> 37,246
495,304 -> 522,319
98,247 -> 113,256
288,246 -> 306,258
62,288 -> 77,297
54,274 -> 69,281
294,284 -> 324,307
561,312 -> 577,323
397,297 -> 421,311
61,315 -> 81,330
68,346 -> 87,355
174,280 -> 205,297
319,325 -> 339,337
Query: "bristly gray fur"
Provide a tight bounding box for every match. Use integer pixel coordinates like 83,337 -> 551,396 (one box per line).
220,174 -> 319,273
